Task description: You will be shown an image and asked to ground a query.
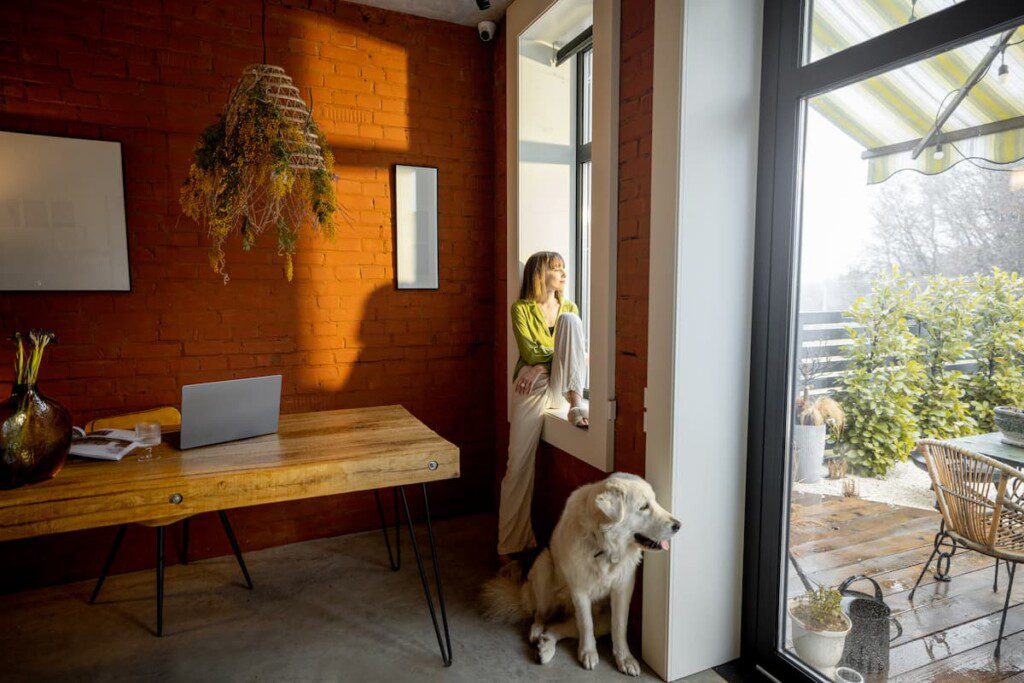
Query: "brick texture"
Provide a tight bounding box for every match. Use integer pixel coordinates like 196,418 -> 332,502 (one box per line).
0,0 -> 495,591
614,0 -> 654,476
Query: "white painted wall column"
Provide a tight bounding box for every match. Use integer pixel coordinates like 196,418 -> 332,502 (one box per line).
642,0 -> 762,679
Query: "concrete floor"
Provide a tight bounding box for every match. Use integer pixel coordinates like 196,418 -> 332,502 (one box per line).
0,514 -> 727,682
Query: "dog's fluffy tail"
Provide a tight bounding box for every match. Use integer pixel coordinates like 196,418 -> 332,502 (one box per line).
480,561 -> 532,623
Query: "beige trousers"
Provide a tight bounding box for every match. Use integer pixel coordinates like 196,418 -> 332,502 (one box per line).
498,312 -> 588,555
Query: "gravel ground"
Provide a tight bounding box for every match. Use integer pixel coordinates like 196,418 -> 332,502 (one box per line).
793,459 -> 937,510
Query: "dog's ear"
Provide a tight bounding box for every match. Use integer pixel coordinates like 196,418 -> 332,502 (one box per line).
594,484 -> 625,525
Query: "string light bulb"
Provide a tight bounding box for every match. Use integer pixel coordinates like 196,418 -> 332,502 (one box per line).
933,143 -> 944,160
998,48 -> 1010,84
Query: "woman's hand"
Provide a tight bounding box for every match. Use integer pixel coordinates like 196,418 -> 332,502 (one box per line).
515,365 -> 545,395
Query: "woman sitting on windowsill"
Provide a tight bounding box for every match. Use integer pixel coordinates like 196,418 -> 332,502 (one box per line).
497,250 -> 588,563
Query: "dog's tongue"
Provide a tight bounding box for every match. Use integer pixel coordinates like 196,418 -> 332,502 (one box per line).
659,540 -> 670,550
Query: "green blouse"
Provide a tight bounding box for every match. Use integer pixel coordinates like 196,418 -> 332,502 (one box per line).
511,298 -> 579,380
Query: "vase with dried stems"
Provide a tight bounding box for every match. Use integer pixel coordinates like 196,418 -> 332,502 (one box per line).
0,331 -> 72,489
793,387 -> 846,484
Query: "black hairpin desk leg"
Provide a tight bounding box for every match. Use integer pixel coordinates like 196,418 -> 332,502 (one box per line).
374,488 -> 402,571
398,484 -> 453,666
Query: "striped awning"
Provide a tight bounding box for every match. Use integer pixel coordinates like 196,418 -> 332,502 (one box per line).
809,0 -> 1024,184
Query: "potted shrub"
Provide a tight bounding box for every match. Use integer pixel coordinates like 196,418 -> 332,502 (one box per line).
789,585 -> 852,670
793,387 -> 845,484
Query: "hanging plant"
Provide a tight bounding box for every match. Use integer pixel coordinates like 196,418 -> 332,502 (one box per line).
180,64 -> 339,282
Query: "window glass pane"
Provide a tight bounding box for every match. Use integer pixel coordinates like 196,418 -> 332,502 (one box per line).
782,22 -> 1024,679
804,0 -> 968,65
582,49 -> 592,145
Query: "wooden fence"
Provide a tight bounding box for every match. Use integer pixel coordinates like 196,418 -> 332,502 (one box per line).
798,311 -> 978,394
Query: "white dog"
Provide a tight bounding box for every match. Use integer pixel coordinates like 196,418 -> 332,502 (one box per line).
482,472 -> 680,676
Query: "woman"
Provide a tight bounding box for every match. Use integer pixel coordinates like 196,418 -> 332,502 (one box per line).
498,251 -> 588,561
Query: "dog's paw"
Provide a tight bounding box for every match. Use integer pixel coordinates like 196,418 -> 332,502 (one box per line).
536,634 -> 556,664
578,647 -> 599,670
529,622 -> 545,644
615,652 -> 641,677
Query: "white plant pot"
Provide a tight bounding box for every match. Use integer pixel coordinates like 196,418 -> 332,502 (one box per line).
789,607 -> 851,671
793,424 -> 827,484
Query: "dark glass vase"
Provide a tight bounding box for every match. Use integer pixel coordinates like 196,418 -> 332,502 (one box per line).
0,383 -> 73,489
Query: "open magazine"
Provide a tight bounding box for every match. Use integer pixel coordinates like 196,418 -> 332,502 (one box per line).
70,428 -> 142,461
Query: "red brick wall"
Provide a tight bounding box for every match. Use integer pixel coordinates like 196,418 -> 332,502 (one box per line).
614,0 -> 654,476
492,1 -> 656,540
0,0 -> 495,591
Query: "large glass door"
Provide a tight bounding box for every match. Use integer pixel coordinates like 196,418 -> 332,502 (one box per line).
744,2 -> 1024,681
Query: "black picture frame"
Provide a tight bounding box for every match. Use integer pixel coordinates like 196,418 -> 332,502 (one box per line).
0,129 -> 133,294
391,163 -> 440,291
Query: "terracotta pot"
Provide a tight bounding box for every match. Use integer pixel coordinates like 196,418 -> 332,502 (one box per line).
0,383 -> 73,489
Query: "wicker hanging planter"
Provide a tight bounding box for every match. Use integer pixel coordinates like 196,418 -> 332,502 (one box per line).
180,62 -> 339,282
232,64 -> 324,170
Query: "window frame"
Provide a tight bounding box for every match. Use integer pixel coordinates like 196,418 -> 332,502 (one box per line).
575,45 -> 592,335
741,2 -> 1024,681
506,0 -> 619,472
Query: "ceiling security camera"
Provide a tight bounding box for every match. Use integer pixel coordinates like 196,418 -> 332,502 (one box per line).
478,20 -> 496,42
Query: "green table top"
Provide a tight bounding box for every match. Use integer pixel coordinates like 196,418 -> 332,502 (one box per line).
945,432 -> 1024,467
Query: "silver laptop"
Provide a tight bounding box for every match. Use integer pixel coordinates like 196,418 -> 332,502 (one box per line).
179,375 -> 282,449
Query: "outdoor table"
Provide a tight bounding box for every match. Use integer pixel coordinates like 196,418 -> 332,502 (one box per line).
944,431 -> 1024,468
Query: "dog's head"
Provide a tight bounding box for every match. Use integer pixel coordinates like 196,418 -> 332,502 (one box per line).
593,473 -> 680,551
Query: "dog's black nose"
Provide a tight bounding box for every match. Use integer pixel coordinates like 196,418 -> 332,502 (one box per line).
671,519 -> 681,533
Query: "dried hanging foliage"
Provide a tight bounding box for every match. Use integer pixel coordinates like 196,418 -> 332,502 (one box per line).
180,65 -> 338,282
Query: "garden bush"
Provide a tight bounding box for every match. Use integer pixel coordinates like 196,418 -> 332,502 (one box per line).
838,268 -> 924,476
836,268 -> 1024,476
912,276 -> 977,440
964,269 -> 1024,430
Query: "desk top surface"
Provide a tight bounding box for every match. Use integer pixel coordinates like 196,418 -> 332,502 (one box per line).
0,406 -> 459,539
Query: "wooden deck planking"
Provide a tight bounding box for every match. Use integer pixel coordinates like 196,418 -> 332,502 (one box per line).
788,494 -> 1024,681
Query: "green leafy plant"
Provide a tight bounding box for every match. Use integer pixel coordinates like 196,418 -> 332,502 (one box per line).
911,276 -> 977,439
964,268 -> 1024,430
790,586 -> 847,632
838,267 -> 924,477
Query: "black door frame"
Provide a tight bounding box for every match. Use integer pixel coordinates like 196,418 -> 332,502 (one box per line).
741,1 -> 1024,680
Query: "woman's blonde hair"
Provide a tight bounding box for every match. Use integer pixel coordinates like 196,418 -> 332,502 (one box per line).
519,251 -> 565,303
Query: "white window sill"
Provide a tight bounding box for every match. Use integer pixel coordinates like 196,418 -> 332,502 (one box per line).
541,398 -> 592,463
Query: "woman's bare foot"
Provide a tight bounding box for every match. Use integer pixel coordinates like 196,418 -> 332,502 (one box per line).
567,406 -> 589,429
567,392 -> 589,429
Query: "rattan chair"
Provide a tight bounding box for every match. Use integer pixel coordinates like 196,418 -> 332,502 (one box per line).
911,439 -> 1024,657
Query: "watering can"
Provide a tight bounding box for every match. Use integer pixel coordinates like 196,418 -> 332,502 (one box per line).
837,575 -> 902,676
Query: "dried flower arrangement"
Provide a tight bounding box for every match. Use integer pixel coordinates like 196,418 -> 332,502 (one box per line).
12,330 -> 56,386
180,65 -> 339,282
827,458 -> 848,480
796,387 -> 846,437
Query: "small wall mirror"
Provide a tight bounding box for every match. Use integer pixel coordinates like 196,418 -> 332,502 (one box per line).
394,164 -> 438,290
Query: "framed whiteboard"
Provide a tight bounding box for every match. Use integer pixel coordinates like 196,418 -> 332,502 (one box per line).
394,164 -> 438,290
0,131 -> 130,291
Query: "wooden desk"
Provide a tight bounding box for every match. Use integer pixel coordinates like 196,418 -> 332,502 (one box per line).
0,405 -> 459,542
0,405 -> 459,664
